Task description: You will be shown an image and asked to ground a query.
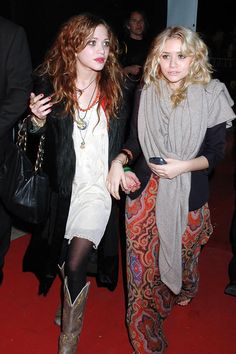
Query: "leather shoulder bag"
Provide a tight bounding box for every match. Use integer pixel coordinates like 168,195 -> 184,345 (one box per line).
0,117 -> 50,224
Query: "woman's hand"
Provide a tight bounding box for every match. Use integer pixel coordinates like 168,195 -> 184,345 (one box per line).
148,158 -> 188,179
148,156 -> 209,179
30,92 -> 53,124
106,160 -> 141,199
106,161 -> 126,200
121,171 -> 141,194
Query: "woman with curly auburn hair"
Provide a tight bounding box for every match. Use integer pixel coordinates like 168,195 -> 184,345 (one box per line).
107,26 -> 236,353
23,13 -> 132,353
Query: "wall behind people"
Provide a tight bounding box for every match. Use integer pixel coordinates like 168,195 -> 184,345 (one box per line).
167,0 -> 198,31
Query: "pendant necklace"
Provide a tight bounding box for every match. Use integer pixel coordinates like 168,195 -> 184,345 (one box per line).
79,92 -> 100,149
79,116 -> 90,149
79,104 -> 96,149
75,78 -> 96,97
75,84 -> 97,131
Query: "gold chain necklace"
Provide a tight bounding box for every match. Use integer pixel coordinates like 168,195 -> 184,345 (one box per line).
76,78 -> 96,97
75,84 -> 97,130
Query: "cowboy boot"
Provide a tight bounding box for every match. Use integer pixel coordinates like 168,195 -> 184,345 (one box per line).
54,263 -> 65,326
58,278 -> 90,354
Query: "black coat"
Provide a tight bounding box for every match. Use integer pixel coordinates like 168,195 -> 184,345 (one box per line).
0,16 -> 32,161
0,16 -> 32,273
23,75 -> 132,294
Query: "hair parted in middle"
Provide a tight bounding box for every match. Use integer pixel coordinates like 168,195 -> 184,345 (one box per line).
36,13 -> 123,118
143,26 -> 213,106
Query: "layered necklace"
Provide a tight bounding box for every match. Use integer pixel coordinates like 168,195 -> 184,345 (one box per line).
74,83 -> 100,149
75,84 -> 97,131
75,77 -> 96,97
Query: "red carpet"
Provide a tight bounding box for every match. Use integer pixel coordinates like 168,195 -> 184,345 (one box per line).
0,235 -> 132,354
0,129 -> 236,354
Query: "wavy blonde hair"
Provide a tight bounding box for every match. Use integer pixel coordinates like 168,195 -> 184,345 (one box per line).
36,13 -> 123,118
143,26 -> 213,106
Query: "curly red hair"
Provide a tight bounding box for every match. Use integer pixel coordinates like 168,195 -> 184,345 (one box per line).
36,13 -> 123,118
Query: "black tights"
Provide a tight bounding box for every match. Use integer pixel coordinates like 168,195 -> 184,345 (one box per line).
65,237 -> 93,303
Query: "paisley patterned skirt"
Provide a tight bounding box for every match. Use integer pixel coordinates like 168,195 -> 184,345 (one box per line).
125,174 -> 213,354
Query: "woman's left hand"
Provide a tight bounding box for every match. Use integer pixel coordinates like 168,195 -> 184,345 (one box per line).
106,161 -> 126,200
148,158 -> 187,179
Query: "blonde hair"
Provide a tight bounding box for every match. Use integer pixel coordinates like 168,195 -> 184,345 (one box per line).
35,13 -> 123,118
143,26 -> 213,106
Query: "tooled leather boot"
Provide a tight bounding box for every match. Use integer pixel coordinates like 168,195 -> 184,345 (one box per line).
58,279 -> 90,354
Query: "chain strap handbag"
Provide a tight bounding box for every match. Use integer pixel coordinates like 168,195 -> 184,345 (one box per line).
0,116 -> 50,224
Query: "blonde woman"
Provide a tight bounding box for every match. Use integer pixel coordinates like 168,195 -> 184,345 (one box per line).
107,26 -> 236,353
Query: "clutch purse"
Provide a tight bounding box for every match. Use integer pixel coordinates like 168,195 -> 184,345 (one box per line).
0,117 -> 50,224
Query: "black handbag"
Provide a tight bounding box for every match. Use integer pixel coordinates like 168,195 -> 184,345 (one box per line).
0,117 -> 50,224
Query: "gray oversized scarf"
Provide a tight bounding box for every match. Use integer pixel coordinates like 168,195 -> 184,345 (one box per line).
138,79 -> 235,294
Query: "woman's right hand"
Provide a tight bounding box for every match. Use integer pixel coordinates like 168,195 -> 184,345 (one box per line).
121,171 -> 140,194
30,92 -> 53,123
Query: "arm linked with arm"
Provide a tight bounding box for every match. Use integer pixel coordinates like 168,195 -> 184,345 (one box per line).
107,86 -> 143,199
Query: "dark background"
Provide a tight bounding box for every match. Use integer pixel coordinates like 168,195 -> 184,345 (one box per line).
1,0 -> 236,68
0,0 -> 167,67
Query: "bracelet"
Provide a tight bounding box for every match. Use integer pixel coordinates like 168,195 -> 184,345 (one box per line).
123,166 -> 132,172
31,115 -> 46,128
112,159 -> 124,165
120,149 -> 132,163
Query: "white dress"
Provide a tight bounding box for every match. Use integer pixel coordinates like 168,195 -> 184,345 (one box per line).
64,104 -> 112,248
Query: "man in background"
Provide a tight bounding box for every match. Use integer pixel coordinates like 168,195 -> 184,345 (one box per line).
120,9 -> 151,85
0,16 -> 32,284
